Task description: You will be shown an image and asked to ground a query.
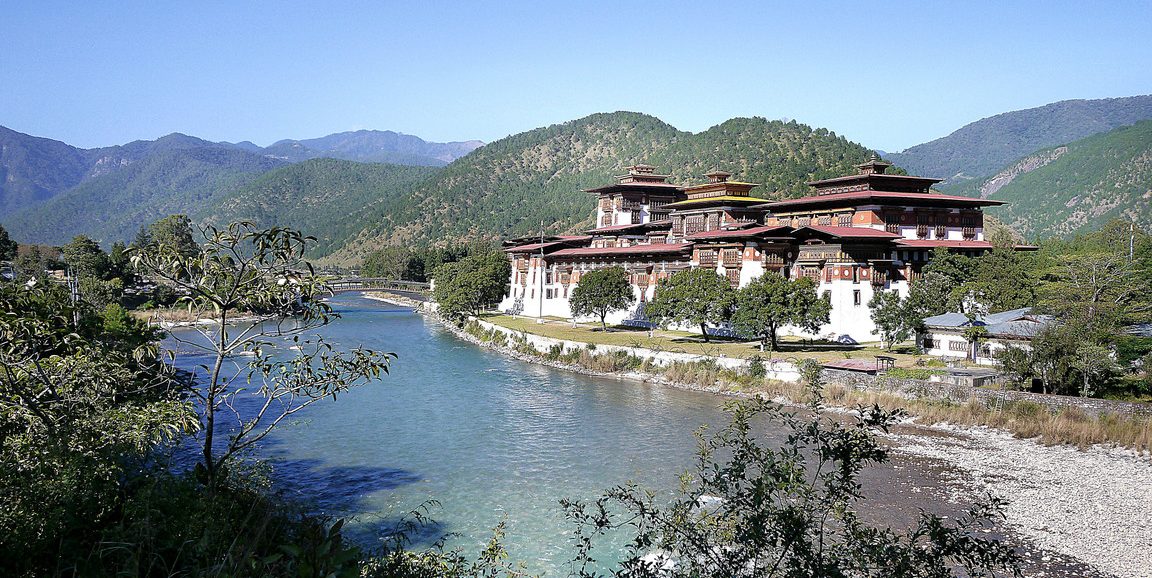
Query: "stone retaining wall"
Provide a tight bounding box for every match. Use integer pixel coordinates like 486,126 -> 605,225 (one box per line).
472,318 -> 803,382
823,368 -> 1152,418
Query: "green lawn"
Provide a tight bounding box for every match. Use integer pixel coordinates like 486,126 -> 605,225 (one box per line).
482,314 -> 928,366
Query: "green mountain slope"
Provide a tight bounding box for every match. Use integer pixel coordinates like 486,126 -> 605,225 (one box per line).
196,158 -> 440,257
7,147 -> 285,245
329,112 -> 878,263
982,120 -> 1152,238
0,126 -> 92,215
888,95 -> 1152,185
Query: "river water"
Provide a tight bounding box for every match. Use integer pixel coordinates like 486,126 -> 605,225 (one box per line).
167,294 -> 1095,576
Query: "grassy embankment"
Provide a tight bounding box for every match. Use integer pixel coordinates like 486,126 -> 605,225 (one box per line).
472,315 -> 1152,454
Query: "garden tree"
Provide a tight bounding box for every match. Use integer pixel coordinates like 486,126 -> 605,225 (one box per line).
131,222 -> 393,489
731,273 -> 829,352
645,268 -> 735,343
0,223 -> 17,261
1071,342 -> 1119,398
432,251 -> 511,321
563,362 -> 1020,578
962,247 -> 1037,313
902,271 -> 954,329
0,280 -> 195,569
962,324 -> 990,362
568,266 -> 635,331
61,234 -> 112,279
1029,325 -> 1080,395
362,246 -> 420,280
1037,250 -> 1151,341
147,214 -> 200,257
995,345 -> 1035,387
868,290 -> 913,350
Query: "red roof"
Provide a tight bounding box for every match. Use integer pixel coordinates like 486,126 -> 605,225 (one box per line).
795,226 -> 902,239
585,222 -> 652,234
551,243 -> 693,257
895,239 -> 995,250
685,225 -> 792,240
505,236 -> 591,253
761,191 -> 1004,210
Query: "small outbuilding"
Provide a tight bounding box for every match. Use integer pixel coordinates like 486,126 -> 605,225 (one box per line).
918,307 -> 1055,366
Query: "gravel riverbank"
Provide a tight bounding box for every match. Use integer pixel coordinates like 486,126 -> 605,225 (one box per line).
891,425 -> 1152,578
364,293 -> 1151,577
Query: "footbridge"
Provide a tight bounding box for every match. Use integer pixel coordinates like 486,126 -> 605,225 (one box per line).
326,277 -> 431,295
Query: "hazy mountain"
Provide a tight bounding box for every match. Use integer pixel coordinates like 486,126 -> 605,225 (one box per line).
0,126 -> 92,215
888,95 -> 1152,185
262,130 -> 482,166
327,112 -> 879,263
7,146 -> 286,245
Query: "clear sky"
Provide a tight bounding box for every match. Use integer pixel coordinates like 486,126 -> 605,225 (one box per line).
2,1 -> 1150,152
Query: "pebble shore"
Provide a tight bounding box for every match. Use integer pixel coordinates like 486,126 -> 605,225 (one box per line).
891,425 -> 1152,578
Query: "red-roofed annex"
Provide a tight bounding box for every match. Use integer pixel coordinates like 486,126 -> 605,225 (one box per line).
499,159 -> 1027,341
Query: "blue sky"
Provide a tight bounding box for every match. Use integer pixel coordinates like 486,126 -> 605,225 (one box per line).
3,1 -> 1150,152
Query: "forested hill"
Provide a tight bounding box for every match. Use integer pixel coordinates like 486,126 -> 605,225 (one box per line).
887,95 -> 1152,186
6,146 -> 286,245
328,112 -> 878,264
979,120 -> 1152,239
197,159 -> 440,257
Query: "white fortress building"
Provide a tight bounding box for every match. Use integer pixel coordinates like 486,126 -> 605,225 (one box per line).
498,159 -> 1006,342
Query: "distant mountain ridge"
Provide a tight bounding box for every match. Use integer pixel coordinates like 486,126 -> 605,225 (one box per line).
0,125 -> 482,244
261,130 -> 482,166
888,95 -> 1152,185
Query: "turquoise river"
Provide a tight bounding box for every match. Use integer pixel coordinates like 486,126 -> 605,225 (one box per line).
168,294 -> 1092,576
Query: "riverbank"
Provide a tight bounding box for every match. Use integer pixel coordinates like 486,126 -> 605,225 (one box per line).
131,307 -> 271,328
366,294 -> 1151,577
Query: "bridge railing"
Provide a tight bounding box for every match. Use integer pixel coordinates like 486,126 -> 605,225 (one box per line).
325,277 -> 431,294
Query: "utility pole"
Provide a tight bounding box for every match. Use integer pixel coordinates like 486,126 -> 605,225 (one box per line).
537,220 -> 545,323
67,267 -> 80,330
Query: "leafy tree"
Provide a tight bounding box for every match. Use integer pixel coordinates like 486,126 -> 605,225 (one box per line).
131,222 -> 393,489
569,266 -> 635,331
147,214 -> 200,257
1029,325 -> 1080,395
432,252 -> 512,321
1071,342 -> 1119,398
0,223 -> 17,262
963,248 -> 1036,313
563,375 -> 1020,577
646,268 -> 735,343
61,234 -> 111,279
962,324 -> 990,362
1037,250 -> 1151,340
732,273 -> 829,351
0,280 -> 194,568
868,290 -> 912,350
995,345 -> 1034,388
903,271 -> 954,329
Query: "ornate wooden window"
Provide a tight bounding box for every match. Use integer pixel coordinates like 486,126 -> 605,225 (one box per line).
726,269 -> 741,287
600,213 -> 612,227
599,197 -> 612,211
818,215 -> 832,226
631,211 -> 642,224
798,216 -> 812,227
685,216 -> 705,235
698,249 -> 717,266
671,217 -> 685,235
934,225 -> 947,239
838,213 -> 852,227
916,224 -> 930,239
962,227 -> 977,239
722,249 -> 741,267
949,340 -> 969,352
705,214 -> 719,231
